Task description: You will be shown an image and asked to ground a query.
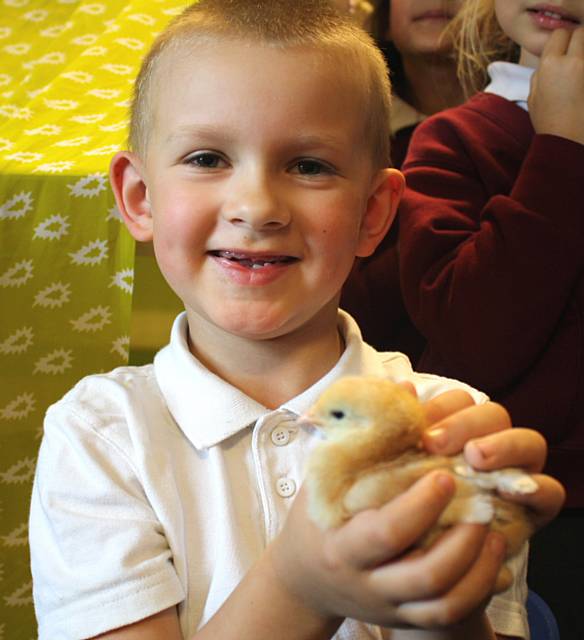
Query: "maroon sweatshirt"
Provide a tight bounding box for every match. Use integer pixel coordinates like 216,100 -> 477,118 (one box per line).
399,92 -> 584,507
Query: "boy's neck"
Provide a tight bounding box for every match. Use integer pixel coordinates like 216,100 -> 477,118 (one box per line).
401,53 -> 464,116
185,305 -> 345,409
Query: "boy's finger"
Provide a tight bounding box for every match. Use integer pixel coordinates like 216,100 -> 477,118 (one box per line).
332,471 -> 455,568
394,531 -> 506,628
462,427 -> 547,472
500,474 -> 566,528
423,401 -> 511,455
368,523 -> 487,602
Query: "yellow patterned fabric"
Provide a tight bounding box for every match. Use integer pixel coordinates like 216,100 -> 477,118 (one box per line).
0,2 -> 190,637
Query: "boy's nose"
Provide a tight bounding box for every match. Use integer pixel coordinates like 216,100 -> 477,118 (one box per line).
221,171 -> 290,231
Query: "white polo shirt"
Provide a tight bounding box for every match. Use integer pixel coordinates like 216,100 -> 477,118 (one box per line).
30,311 -> 529,639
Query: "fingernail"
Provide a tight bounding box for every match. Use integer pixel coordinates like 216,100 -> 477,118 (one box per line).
468,438 -> 495,461
426,427 -> 447,449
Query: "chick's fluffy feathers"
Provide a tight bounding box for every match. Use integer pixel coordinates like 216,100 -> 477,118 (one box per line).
304,376 -> 537,589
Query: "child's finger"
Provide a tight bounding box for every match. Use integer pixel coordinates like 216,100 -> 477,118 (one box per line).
330,471 -> 455,569
368,523 -> 487,602
462,427 -> 547,472
500,474 -> 566,528
423,401 -> 511,455
542,26 -> 572,57
567,26 -> 584,56
422,389 -> 476,426
394,531 -> 506,628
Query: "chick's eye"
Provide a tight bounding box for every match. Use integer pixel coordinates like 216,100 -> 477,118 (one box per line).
330,410 -> 345,420
186,152 -> 226,169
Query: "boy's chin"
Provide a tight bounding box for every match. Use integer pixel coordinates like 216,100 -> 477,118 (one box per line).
187,302 -> 334,344
188,306 -> 301,341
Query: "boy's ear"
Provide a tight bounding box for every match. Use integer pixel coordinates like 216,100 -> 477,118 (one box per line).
356,168 -> 404,257
109,151 -> 153,242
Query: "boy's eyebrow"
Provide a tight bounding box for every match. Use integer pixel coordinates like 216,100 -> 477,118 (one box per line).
165,125 -> 353,153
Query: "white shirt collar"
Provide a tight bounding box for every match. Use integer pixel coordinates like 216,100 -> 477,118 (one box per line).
484,61 -> 534,110
153,311 -> 387,449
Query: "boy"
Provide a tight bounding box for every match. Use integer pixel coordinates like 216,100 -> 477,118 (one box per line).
29,1 -> 564,639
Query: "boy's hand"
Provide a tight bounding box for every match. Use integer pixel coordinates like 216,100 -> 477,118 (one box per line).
529,26 -> 584,145
270,470 -> 506,630
422,391 -> 566,529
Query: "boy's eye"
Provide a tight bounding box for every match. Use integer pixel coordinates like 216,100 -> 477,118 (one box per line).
293,159 -> 333,176
185,152 -> 226,169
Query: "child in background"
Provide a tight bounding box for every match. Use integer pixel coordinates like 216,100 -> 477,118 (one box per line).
397,0 -> 584,635
29,1 -> 565,639
341,0 -> 465,361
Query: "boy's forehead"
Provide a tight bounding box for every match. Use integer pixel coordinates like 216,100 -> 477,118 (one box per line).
150,37 -> 370,133
154,34 -> 367,94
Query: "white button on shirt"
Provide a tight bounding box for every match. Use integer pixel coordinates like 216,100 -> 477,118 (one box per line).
276,477 -> 297,497
271,425 -> 292,446
29,311 -> 529,640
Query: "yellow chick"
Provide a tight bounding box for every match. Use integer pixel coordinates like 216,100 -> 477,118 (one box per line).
303,376 -> 537,590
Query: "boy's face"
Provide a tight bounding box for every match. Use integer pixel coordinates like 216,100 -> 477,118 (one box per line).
113,40 -> 402,343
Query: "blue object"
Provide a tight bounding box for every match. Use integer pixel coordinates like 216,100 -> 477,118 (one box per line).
527,589 -> 560,640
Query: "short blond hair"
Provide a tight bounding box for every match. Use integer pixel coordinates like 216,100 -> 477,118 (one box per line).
446,0 -> 519,97
129,0 -> 392,167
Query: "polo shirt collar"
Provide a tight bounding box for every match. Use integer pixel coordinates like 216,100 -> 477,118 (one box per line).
153,311 -> 386,449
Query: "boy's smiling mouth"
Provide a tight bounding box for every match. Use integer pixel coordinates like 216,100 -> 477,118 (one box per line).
209,250 -> 299,270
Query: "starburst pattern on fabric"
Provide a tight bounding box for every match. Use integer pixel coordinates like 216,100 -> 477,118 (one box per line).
107,204 -> 123,222
0,327 -> 34,355
101,63 -> 133,76
111,335 -> 130,360
33,281 -> 71,308
33,213 -> 70,240
33,161 -> 75,173
23,124 -> 61,136
0,393 -> 36,421
55,136 -> 91,147
70,113 -> 106,124
2,523 -> 28,548
0,105 -> 33,120
62,70 -> 94,84
0,191 -> 33,220
70,305 -> 112,332
69,239 -> 108,265
0,458 -> 35,485
4,581 -> 32,608
33,348 -> 73,375
44,98 -> 79,111
5,152 -> 43,164
109,268 -> 133,294
0,259 -> 33,288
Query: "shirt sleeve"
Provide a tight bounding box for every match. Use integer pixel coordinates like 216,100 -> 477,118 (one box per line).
29,394 -> 184,640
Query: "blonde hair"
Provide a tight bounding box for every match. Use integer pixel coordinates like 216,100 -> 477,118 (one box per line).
446,0 -> 518,97
129,0 -> 392,167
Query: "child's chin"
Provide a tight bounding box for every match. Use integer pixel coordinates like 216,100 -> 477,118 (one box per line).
211,310 -> 296,341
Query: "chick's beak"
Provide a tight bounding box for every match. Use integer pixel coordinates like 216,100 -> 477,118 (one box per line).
297,411 -> 323,428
